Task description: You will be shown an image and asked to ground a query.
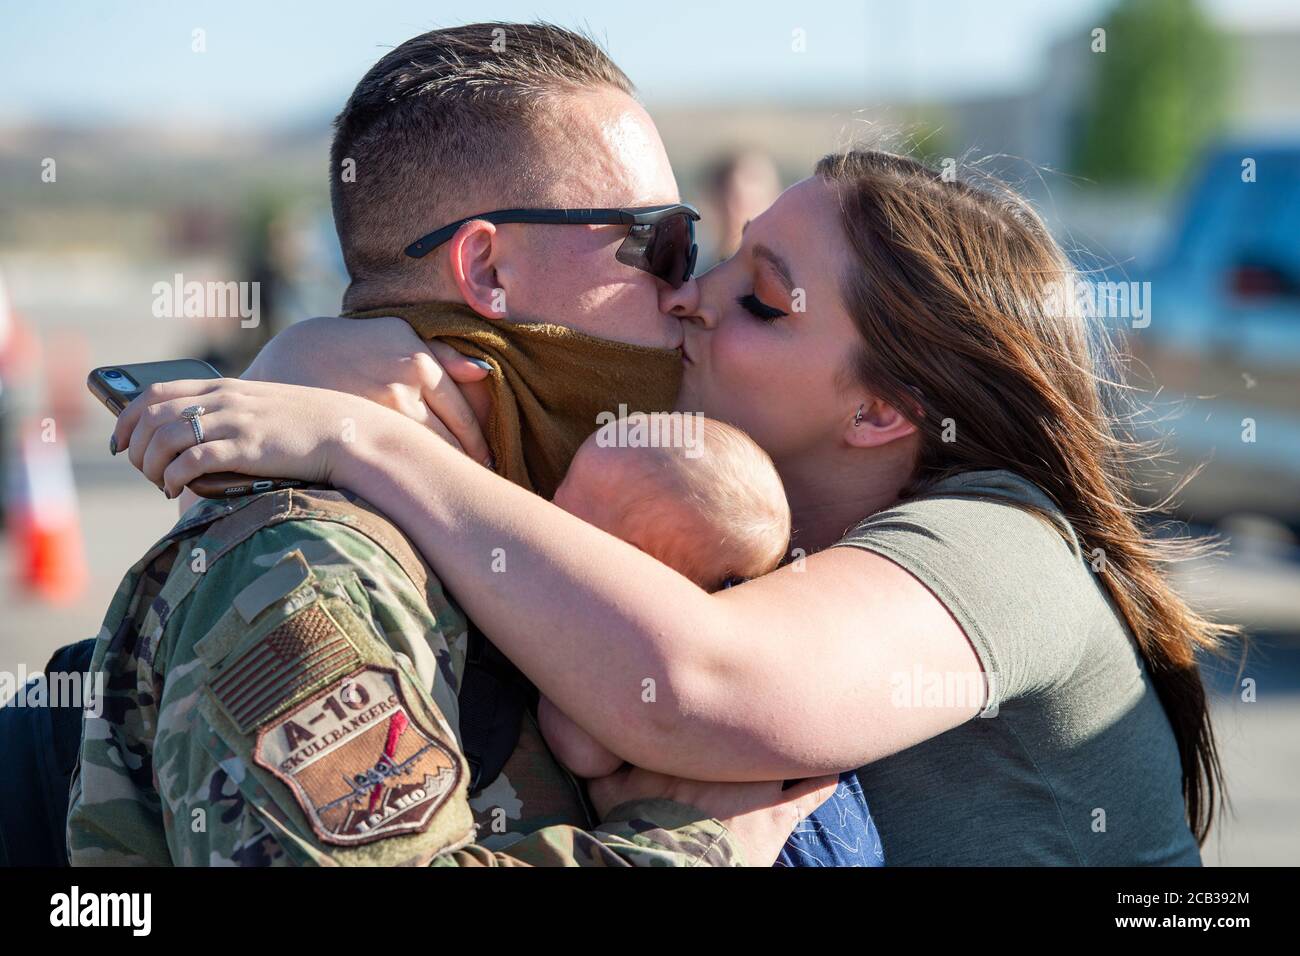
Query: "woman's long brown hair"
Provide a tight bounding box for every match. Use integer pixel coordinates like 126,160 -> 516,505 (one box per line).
817,148 -> 1232,842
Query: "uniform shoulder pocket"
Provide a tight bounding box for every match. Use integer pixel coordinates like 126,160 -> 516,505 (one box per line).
192,553 -> 367,735
179,553 -> 476,865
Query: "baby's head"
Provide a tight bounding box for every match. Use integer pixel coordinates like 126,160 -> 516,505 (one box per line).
552,413 -> 790,590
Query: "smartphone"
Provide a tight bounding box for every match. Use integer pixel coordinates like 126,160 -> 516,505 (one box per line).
87,359 -> 306,499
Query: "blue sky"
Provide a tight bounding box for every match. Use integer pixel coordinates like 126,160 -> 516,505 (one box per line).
0,0 -> 1294,125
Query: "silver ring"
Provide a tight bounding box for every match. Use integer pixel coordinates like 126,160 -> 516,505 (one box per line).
181,404 -> 206,445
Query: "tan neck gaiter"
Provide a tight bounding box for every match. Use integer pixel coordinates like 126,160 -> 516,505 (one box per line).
347,303 -> 683,498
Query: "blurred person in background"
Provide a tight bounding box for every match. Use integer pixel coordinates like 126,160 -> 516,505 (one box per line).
200,200 -> 302,375
701,149 -> 782,267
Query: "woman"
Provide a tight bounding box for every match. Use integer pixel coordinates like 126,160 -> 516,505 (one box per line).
117,149 -> 1227,864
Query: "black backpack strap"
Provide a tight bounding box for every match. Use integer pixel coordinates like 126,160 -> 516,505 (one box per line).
457,621 -> 538,797
0,636 -> 96,866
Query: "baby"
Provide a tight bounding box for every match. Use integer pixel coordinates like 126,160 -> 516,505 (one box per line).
539,412 -> 792,778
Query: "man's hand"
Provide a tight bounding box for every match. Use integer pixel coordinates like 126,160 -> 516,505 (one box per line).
588,767 -> 837,866
244,315 -> 492,466
538,694 -> 625,779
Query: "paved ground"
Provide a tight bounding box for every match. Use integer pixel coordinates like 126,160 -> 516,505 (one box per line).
1204,691 -> 1300,866
2,473 -> 175,664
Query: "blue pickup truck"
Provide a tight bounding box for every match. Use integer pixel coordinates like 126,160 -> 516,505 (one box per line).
1119,140 -> 1300,526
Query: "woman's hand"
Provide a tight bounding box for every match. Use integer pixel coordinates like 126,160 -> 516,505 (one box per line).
111,377 -> 405,497
243,315 -> 492,466
588,767 -> 837,867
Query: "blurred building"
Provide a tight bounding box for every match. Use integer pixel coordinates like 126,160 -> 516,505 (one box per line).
941,21 -> 1300,181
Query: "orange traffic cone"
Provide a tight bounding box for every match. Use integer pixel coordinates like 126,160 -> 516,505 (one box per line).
9,423 -> 88,604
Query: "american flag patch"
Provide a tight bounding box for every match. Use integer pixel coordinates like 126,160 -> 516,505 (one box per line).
211,605 -> 361,732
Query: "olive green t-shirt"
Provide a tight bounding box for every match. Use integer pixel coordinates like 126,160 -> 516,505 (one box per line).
835,469 -> 1201,866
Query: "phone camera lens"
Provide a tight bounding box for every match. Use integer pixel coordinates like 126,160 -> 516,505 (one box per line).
104,369 -> 123,379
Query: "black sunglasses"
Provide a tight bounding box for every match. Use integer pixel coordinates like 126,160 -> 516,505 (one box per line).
403,203 -> 701,289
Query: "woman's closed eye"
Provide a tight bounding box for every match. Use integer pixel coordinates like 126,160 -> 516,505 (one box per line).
737,293 -> 788,322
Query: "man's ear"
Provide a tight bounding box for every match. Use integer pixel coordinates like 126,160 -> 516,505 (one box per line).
446,220 -> 509,319
845,396 -> 918,449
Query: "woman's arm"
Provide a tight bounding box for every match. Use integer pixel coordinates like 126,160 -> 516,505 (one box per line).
172,316 -> 494,518
341,410 -> 984,779
119,379 -> 984,781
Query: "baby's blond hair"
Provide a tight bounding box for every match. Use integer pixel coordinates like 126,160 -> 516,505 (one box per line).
569,414 -> 791,590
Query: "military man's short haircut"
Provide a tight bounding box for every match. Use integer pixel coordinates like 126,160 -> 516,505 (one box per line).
329,22 -> 636,293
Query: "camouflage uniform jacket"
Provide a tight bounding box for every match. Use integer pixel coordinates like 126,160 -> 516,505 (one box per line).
66,488 -> 741,866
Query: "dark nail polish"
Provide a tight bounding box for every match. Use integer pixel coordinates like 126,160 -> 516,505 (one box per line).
109,435 -> 118,455
468,358 -> 493,372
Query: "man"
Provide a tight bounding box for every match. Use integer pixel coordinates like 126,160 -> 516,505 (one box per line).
240,20 -> 694,846
64,23 -> 824,866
